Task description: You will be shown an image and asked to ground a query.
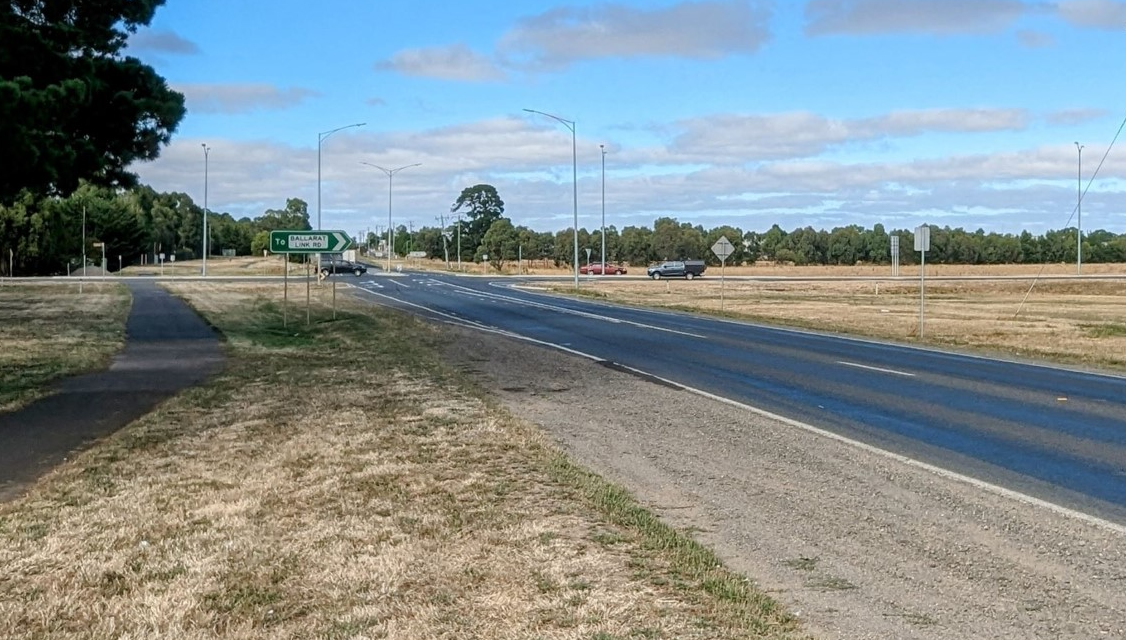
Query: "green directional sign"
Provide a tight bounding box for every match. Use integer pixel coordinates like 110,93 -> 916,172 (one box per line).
270,230 -> 353,254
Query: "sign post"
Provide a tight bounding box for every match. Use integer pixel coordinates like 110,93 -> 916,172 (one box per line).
711,235 -> 735,312
890,235 -> 900,277
270,230 -> 354,326
914,224 -> 931,338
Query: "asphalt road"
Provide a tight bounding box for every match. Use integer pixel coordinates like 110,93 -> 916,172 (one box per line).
351,270 -> 1126,527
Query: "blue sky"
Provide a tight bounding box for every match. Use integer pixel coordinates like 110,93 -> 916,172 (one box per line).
128,0 -> 1126,238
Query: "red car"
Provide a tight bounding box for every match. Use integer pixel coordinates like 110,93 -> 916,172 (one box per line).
579,263 -> 627,275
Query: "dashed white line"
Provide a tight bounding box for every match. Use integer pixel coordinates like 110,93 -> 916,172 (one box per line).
837,361 -> 916,377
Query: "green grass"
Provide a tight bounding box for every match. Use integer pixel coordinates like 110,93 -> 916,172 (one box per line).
1080,322 -> 1126,338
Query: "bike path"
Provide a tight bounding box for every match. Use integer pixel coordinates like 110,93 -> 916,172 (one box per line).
0,281 -> 225,501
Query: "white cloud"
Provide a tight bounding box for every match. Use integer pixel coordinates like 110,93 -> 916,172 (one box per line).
376,44 -> 507,82
1057,0 -> 1126,28
132,120 -> 1125,237
128,28 -> 200,55
805,0 -> 1030,35
667,108 -> 1030,162
1046,108 -> 1109,125
174,84 -> 320,114
497,0 -> 773,69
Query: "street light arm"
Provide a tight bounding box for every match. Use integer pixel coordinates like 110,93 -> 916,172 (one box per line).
319,122 -> 366,143
523,108 -> 575,132
360,161 -> 422,177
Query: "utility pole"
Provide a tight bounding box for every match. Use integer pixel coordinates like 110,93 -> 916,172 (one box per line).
600,144 -> 607,276
202,143 -> 210,276
437,214 -> 450,268
1075,141 -> 1084,275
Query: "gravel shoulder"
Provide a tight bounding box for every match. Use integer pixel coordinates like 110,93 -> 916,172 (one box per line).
446,325 -> 1126,640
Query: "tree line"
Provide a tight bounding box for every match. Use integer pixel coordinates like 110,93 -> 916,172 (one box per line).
3,181 -> 1125,276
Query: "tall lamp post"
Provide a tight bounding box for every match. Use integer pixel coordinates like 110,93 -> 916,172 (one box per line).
201,143 -> 210,276
362,162 -> 421,272
600,144 -> 607,276
524,108 -> 579,289
1075,141 -> 1084,275
317,122 -> 366,230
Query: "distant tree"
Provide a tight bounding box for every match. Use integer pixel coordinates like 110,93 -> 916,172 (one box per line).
742,230 -> 762,264
0,0 -> 185,204
827,225 -> 863,265
250,231 -> 270,256
256,198 -> 311,232
864,223 -> 891,264
451,184 -> 504,259
759,224 -> 787,262
480,218 -> 519,271
619,226 -> 655,265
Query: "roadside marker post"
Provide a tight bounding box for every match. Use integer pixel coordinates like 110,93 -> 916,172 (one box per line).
711,235 -> 735,312
269,230 -> 354,326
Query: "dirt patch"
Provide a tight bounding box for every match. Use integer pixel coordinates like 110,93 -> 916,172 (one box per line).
445,326 -> 1126,640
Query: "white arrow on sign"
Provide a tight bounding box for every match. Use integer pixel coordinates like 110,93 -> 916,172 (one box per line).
328,232 -> 350,252
711,235 -> 735,261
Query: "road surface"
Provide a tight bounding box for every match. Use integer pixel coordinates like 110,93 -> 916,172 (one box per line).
350,270 -> 1126,529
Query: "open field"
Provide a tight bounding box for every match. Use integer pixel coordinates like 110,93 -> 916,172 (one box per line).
408,258 -> 1126,278
0,283 -> 802,640
0,282 -> 129,411
544,276 -> 1126,373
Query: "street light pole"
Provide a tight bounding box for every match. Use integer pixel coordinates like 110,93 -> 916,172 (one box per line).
201,143 -> 210,276
600,144 -> 606,277
317,122 -> 366,231
524,108 -> 579,289
1075,141 -> 1084,275
361,162 -> 421,272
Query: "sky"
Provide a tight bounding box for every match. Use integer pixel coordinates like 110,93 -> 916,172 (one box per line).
127,0 -> 1126,239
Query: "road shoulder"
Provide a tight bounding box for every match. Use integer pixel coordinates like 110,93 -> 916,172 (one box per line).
445,325 -> 1126,640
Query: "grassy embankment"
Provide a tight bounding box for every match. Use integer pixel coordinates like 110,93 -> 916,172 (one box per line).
0,281 -> 804,640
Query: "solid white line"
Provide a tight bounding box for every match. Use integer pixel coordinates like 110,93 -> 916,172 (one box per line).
837,361 -> 916,377
357,282 -> 1126,536
608,361 -> 1126,537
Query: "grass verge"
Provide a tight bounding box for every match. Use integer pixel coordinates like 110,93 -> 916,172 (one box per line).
0,282 -> 804,640
0,282 -> 130,411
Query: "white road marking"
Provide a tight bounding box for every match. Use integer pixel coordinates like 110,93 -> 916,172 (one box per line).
441,281 -> 706,338
837,361 -> 916,377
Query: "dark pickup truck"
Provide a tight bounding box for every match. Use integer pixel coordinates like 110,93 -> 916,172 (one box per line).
646,260 -> 707,280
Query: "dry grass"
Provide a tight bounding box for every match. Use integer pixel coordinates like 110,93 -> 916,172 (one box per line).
0,281 -> 130,411
118,256 -> 315,277
548,277 -> 1126,371
0,283 -> 803,640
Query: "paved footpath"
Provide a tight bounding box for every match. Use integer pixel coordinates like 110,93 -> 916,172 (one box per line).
0,281 -> 225,501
